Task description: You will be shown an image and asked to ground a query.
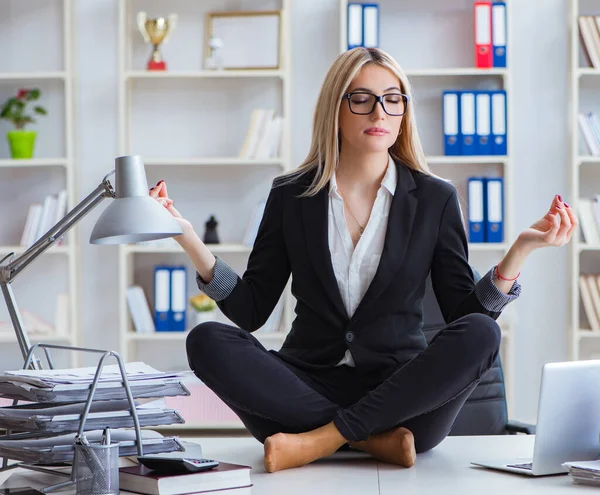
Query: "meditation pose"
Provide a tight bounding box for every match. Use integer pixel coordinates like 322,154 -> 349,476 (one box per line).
150,47 -> 575,473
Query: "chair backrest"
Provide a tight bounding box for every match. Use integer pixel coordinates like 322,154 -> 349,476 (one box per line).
421,270 -> 509,436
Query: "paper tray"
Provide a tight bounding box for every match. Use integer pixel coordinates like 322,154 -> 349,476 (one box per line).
0,429 -> 183,465
0,379 -> 190,403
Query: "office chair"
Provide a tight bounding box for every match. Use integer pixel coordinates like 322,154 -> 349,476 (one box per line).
421,268 -> 535,436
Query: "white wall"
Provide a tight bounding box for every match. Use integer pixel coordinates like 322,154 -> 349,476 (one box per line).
68,0 -> 570,423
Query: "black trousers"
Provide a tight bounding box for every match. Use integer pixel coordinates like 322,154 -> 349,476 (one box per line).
185,313 -> 501,454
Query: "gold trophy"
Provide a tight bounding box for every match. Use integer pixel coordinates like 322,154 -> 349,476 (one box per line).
137,12 -> 177,71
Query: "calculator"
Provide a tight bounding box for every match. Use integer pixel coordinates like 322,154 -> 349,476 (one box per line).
138,456 -> 220,474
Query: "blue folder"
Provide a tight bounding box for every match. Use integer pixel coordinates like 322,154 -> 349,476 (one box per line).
443,91 -> 461,155
154,266 -> 171,332
461,92 -> 477,156
475,91 -> 492,155
492,2 -> 507,68
485,177 -> 504,243
491,90 -> 507,155
468,177 -> 485,243
347,3 -> 364,49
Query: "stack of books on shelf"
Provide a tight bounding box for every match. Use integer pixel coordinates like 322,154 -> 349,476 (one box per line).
577,197 -> 600,244
578,273 -> 600,332
20,190 -> 68,247
238,108 -> 283,159
578,16 -> 600,68
0,293 -> 70,338
0,362 -> 190,467
578,111 -> 600,156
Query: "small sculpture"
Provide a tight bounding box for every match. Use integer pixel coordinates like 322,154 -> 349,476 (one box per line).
203,215 -> 220,244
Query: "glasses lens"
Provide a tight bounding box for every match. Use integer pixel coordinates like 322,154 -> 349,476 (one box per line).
382,94 -> 407,116
348,93 -> 376,114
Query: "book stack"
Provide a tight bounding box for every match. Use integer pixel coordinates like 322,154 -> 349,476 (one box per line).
238,108 -> 283,160
20,189 -> 68,247
578,273 -> 600,332
577,197 -> 600,245
578,16 -> 600,68
119,462 -> 252,494
578,111 -> 600,156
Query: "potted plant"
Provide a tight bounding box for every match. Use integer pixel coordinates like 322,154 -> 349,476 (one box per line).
0,88 -> 47,159
189,293 -> 218,325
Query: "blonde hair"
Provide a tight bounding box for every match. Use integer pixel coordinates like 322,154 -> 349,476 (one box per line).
279,47 -> 432,196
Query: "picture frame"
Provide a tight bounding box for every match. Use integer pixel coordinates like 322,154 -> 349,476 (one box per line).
204,10 -> 282,70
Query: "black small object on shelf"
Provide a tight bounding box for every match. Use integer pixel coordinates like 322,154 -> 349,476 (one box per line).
203,215 -> 220,244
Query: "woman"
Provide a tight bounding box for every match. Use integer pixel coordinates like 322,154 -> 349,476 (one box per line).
150,47 -> 575,473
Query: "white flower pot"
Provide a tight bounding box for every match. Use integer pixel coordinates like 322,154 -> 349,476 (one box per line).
194,310 -> 217,326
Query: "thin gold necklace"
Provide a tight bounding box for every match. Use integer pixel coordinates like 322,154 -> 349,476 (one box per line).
337,185 -> 365,241
345,202 -> 365,237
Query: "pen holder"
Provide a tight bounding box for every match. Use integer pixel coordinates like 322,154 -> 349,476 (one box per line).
74,440 -> 120,495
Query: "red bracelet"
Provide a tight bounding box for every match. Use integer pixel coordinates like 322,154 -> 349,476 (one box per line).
494,265 -> 520,281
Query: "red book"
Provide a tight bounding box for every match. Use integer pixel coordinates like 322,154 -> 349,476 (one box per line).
474,1 -> 493,68
119,462 -> 252,495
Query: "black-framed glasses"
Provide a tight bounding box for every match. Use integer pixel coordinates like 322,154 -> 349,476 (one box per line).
342,91 -> 410,116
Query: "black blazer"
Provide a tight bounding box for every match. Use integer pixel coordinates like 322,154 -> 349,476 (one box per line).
216,159 -> 501,379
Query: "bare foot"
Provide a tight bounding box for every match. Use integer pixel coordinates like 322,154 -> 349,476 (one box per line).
350,426 -> 416,467
264,422 -> 347,473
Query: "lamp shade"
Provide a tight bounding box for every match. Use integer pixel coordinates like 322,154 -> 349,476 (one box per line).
90,155 -> 183,244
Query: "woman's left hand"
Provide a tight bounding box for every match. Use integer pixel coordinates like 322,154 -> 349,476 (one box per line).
516,195 -> 577,250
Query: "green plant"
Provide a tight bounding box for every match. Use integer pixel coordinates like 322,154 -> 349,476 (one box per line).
189,293 -> 217,312
0,88 -> 47,130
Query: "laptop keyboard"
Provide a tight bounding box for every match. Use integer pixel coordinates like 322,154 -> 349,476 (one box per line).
507,462 -> 533,470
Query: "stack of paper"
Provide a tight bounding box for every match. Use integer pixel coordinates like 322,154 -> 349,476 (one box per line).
0,362 -> 191,470
0,362 -> 191,402
0,398 -> 184,435
0,429 -> 183,464
563,460 -> 600,485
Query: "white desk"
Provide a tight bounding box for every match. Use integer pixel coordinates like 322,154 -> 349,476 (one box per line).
0,435 -> 596,494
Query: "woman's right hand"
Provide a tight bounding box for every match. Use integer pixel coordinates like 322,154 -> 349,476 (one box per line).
149,180 -> 194,239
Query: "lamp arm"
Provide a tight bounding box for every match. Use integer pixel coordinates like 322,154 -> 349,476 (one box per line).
0,171 -> 116,369
1,171 -> 115,282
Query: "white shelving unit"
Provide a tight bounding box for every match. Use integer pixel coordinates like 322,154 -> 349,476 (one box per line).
0,0 -> 78,368
117,0 -> 291,429
338,0 -> 516,412
568,0 -> 600,360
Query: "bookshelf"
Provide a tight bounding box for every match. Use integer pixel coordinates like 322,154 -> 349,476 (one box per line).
338,0 -> 516,412
0,0 -> 78,369
568,0 -> 600,360
117,0 -> 291,429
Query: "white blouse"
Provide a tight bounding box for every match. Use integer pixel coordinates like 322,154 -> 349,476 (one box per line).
328,154 -> 397,367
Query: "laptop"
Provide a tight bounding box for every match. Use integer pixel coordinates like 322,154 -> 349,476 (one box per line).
471,359 -> 600,476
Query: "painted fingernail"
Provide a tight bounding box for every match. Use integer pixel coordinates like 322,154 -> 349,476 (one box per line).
156,180 -> 164,186
565,202 -> 570,208
556,204 -> 562,209
558,194 -> 563,202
